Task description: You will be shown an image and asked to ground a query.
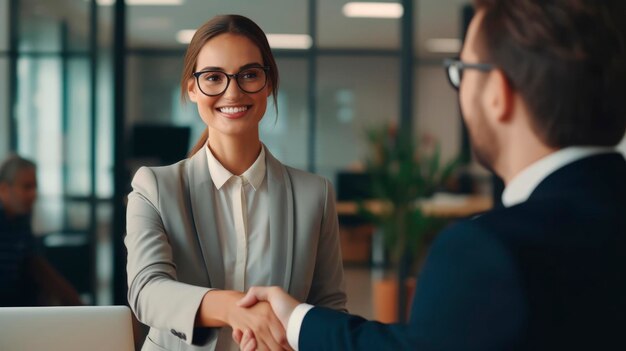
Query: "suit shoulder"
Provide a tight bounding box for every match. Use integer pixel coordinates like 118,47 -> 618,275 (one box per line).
433,213 -> 531,262
428,219 -> 521,281
470,202 -> 563,237
449,203 -> 569,255
436,218 -> 502,247
143,158 -> 189,179
130,159 -> 191,198
131,159 -> 190,186
284,166 -> 330,190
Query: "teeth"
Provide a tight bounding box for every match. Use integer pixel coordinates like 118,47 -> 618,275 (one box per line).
219,106 -> 248,114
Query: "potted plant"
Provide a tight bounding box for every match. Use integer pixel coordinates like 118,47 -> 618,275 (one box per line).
359,122 -> 458,323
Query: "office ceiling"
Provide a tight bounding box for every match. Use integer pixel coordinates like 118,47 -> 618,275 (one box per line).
20,0 -> 470,57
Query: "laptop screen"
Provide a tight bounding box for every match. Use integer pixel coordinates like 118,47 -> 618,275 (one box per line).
0,305 -> 134,351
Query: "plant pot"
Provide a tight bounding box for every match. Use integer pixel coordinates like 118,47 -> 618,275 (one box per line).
372,277 -> 416,323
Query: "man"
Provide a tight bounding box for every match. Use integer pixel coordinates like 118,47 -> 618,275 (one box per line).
0,155 -> 82,306
236,0 -> 626,350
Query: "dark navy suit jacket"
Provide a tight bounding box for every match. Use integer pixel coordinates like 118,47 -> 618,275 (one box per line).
0,204 -> 39,306
300,153 -> 626,350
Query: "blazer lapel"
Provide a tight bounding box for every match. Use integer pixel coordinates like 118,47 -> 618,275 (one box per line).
187,149 -> 225,289
265,149 -> 295,292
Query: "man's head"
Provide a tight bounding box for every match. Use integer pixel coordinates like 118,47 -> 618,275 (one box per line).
0,155 -> 38,218
457,0 -> 626,176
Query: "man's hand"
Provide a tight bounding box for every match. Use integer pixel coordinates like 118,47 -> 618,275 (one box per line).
197,290 -> 289,350
227,300 -> 288,351
237,286 -> 300,330
233,328 -> 262,351
234,287 -> 300,351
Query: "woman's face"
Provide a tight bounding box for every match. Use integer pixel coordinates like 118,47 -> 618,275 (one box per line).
187,33 -> 270,140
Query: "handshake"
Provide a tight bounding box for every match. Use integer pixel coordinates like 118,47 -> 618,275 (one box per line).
200,287 -> 300,351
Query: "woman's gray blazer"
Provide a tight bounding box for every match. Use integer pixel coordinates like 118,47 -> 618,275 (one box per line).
125,147 -> 347,350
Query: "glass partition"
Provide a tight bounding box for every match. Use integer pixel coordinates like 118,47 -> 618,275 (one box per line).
127,0 -> 308,49
260,58 -> 309,170
315,56 -> 400,182
16,56 -> 65,232
18,0 -> 90,52
414,0 -> 467,58
66,57 -> 92,198
0,0 -> 8,51
10,0 -> 114,304
1,0 -> 10,159
318,0 -> 400,49
414,65 -> 460,164
0,58 -> 9,159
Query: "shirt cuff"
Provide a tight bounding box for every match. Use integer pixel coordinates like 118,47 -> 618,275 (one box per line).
287,303 -> 314,351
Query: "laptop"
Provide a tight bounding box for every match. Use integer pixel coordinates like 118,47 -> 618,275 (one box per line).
0,305 -> 134,351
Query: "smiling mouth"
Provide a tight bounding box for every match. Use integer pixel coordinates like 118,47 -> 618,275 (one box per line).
217,105 -> 250,114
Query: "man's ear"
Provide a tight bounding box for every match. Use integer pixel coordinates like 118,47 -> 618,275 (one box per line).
187,78 -> 198,103
483,68 -> 514,123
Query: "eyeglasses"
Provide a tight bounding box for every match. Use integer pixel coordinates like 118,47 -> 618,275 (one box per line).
443,58 -> 494,90
192,66 -> 270,96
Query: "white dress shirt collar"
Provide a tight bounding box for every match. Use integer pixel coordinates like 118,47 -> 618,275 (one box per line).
502,146 -> 615,207
205,144 -> 266,191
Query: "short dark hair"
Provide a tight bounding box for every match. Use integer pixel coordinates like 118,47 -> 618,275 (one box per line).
473,0 -> 626,147
0,155 -> 36,185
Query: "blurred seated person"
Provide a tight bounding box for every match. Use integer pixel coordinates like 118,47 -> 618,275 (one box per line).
0,155 -> 82,307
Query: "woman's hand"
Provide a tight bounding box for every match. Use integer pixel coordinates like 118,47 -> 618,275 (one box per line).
236,328 -> 258,351
233,328 -> 293,351
227,300 -> 289,350
196,290 -> 289,350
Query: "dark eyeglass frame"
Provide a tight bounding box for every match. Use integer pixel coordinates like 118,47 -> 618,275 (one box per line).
443,58 -> 494,90
192,65 -> 271,97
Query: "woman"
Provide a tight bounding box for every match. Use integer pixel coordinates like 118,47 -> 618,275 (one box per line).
125,14 -> 347,351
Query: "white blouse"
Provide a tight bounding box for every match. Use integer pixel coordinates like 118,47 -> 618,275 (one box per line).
205,144 -> 270,350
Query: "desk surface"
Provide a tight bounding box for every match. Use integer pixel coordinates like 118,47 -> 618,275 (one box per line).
337,194 -> 493,218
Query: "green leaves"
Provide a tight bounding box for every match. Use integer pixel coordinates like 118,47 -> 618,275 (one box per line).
360,123 -> 459,268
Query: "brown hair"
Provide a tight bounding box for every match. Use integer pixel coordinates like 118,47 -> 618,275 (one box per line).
181,14 -> 280,156
473,0 -> 626,147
